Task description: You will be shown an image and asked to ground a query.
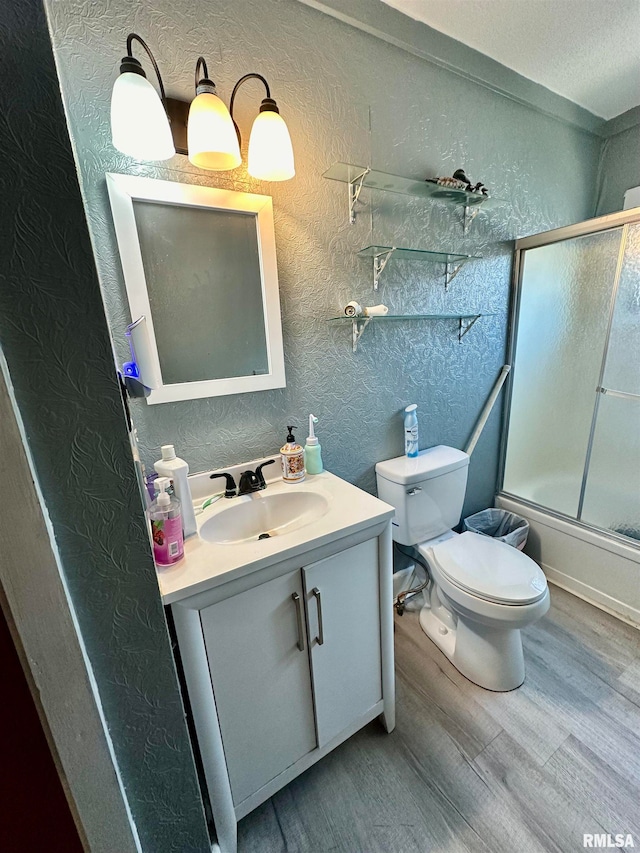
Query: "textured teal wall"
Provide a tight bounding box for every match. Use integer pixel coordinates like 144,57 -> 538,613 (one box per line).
0,1 -> 210,849
596,125 -> 640,216
46,0 -> 601,519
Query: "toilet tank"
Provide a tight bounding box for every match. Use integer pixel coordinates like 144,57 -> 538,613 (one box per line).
375,446 -> 469,545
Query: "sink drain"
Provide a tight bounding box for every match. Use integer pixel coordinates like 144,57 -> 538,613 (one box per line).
258,532 -> 271,540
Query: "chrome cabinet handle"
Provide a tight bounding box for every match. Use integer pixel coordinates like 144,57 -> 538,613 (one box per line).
312,587 -> 324,646
406,486 -> 422,496
291,592 -> 305,651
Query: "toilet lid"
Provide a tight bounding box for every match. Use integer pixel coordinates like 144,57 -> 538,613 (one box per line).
430,532 -> 548,604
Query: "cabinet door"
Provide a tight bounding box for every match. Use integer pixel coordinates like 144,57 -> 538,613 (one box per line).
303,538 -> 382,747
200,569 -> 316,806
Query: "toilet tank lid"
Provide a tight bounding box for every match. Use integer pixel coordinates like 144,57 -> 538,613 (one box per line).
375,445 -> 469,485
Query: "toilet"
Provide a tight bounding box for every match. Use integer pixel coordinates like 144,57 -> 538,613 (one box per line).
376,445 -> 550,691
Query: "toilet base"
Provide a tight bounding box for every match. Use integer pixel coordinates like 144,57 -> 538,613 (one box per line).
419,591 -> 526,692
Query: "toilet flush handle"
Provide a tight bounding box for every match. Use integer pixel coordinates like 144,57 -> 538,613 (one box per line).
406,487 -> 422,496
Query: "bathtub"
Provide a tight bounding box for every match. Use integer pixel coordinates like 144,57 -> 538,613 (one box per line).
497,493 -> 640,628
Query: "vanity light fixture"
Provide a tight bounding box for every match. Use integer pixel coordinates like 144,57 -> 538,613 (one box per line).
187,57 -> 242,170
110,34 -> 175,161
229,74 -> 295,181
110,38 -> 294,179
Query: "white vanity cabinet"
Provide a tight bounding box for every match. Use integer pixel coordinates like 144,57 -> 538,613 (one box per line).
170,524 -> 394,853
200,567 -> 317,807
302,539 -> 383,747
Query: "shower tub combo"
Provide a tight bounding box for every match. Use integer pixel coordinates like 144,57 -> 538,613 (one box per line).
499,207 -> 640,626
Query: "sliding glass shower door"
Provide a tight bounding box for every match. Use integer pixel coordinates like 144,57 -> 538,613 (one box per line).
503,213 -> 640,543
580,223 -> 640,538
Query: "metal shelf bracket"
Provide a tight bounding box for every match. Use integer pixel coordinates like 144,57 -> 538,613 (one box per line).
352,317 -> 371,352
463,205 -> 481,234
348,167 -> 371,224
458,314 -> 481,342
373,247 -> 396,290
444,262 -> 464,291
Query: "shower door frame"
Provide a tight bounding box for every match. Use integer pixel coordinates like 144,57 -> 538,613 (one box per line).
498,205 -> 640,545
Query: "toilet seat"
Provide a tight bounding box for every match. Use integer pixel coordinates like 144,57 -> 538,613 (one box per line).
427,531 -> 548,605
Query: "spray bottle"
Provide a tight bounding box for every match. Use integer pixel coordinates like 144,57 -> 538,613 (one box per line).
404,404 -> 419,458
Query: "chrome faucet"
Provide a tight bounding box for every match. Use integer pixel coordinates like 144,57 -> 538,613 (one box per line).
237,459 -> 275,496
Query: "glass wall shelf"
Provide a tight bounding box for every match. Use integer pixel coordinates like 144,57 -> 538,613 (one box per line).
357,244 -> 482,290
328,313 -> 493,351
323,162 -> 505,229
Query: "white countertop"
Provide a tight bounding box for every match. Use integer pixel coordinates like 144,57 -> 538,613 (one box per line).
157,469 -> 394,605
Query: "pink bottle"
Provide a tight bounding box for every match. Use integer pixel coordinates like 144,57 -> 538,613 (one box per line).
148,477 -> 184,567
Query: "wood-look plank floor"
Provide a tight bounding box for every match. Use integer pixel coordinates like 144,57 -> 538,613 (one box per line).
238,586 -> 640,852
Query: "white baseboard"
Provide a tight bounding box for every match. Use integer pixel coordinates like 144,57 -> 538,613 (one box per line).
544,565 -> 640,629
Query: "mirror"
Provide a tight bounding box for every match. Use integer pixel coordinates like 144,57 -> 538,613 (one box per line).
106,173 -> 285,404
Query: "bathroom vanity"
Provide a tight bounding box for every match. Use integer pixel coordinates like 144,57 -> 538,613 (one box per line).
158,467 -> 395,853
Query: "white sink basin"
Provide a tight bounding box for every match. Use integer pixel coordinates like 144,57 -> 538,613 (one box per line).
199,490 -> 331,545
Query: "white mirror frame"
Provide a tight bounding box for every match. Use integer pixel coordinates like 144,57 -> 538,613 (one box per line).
106,173 -> 286,404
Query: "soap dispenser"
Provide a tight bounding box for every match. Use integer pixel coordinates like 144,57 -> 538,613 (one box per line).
280,425 -> 305,483
304,414 -> 323,475
148,477 -> 184,567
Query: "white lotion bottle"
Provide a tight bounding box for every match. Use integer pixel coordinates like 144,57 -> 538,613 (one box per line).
154,444 -> 197,538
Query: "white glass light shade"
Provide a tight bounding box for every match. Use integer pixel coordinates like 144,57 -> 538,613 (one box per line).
110,73 -> 175,161
187,92 -> 241,171
248,110 -> 295,181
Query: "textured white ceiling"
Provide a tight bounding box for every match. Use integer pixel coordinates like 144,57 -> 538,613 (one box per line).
381,0 -> 640,120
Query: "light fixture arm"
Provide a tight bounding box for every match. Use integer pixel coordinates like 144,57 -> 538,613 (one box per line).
124,33 -> 168,107
194,56 -> 217,93
229,73 -> 274,146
